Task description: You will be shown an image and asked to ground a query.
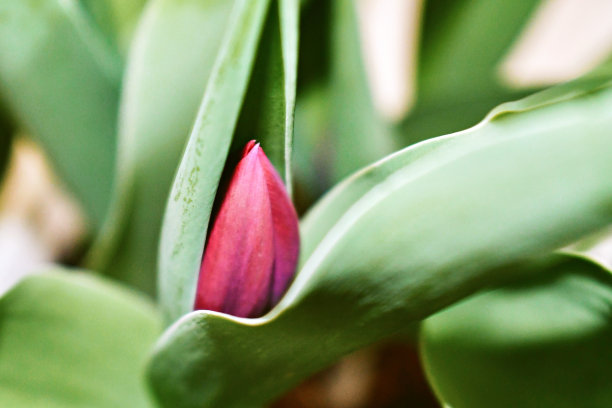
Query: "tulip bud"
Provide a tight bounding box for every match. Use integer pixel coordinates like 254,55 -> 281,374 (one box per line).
194,140 -> 300,318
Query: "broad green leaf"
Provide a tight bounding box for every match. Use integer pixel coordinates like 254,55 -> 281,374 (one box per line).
158,0 -> 273,322
400,0 -> 542,144
420,254 -> 612,408
0,0 -> 121,228
0,270 -> 162,408
147,77 -> 612,407
87,0 -> 235,294
80,0 -> 149,53
301,71 -> 612,261
158,0 -> 298,321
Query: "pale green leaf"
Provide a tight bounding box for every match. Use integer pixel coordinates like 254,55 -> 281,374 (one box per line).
301,71 -> 612,261
0,270 -> 162,408
87,0 -> 235,294
421,254 -> 612,408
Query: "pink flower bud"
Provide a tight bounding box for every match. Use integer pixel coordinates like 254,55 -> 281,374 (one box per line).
194,140 -> 300,318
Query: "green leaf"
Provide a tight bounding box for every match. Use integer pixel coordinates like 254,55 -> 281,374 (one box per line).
158,0 -> 298,322
87,0 -> 235,294
301,71 -> 612,262
80,0 -> 149,53
420,254 -> 612,408
400,0 -> 542,144
147,77 -> 612,407
278,0 -> 299,193
0,270 -> 162,408
0,0 -> 121,228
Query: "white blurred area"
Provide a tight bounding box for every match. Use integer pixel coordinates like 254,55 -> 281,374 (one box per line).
357,0 -> 422,121
1,0 -> 612,302
501,0 -> 612,87
0,139 -> 85,294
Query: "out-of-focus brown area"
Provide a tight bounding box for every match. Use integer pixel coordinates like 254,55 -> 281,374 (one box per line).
0,138 -> 86,259
272,342 -> 439,408
0,138 -> 86,294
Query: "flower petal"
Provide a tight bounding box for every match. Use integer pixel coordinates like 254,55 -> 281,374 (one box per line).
194,143 -> 275,318
194,140 -> 299,317
257,148 -> 300,304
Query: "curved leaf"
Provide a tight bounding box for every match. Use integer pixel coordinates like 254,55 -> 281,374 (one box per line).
0,0 -> 121,228
420,254 -> 612,408
301,71 -> 612,261
278,0 -> 299,193
148,78 -> 612,407
158,0 -> 298,321
87,0 -> 235,294
0,270 -> 161,408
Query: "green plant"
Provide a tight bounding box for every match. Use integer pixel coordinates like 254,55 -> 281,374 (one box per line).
0,0 -> 610,407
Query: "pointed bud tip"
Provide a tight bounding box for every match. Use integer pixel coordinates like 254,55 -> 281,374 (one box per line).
242,139 -> 259,157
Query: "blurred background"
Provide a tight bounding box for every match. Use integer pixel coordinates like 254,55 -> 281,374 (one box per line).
1,0 -> 612,406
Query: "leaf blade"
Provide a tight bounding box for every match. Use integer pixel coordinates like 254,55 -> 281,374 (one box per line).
279,0 -> 299,194
420,254 -> 612,408
0,270 -> 162,408
87,0 -> 235,294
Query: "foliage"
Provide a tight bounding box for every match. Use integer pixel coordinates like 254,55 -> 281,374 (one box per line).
0,0 -> 610,407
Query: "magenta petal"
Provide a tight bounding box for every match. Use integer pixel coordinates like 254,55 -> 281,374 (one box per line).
257,149 -> 300,304
194,140 -> 299,318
